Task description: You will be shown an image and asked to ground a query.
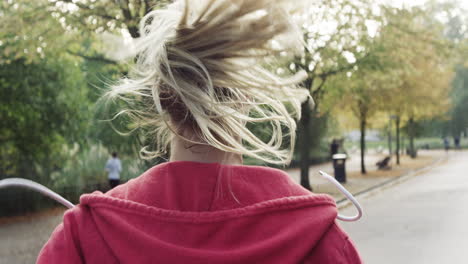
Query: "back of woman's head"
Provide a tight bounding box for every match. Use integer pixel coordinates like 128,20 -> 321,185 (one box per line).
105,0 -> 311,165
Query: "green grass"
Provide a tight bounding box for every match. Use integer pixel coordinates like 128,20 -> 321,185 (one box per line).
344,137 -> 468,152
415,137 -> 468,149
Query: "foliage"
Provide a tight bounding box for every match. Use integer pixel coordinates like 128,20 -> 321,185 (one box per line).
49,143 -> 147,190
0,57 -> 90,181
48,0 -> 171,38
442,7 -> 468,137
0,0 -> 170,63
287,0 -> 380,101
280,0 -> 382,187
0,0 -> 79,63
450,66 -> 468,136
322,5 -> 455,170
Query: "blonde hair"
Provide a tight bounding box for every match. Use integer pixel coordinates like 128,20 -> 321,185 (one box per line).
105,0 -> 310,165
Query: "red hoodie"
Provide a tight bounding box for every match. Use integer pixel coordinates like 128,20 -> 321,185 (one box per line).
37,161 -> 362,263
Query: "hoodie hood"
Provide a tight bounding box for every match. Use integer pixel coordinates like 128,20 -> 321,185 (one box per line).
64,162 -> 339,263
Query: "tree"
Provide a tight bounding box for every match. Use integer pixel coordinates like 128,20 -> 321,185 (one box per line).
49,0 -> 170,38
322,31 -> 397,174
285,0 -> 380,189
324,5 -> 454,173
450,66 -> 468,138
1,0 -> 167,156
439,4 -> 468,140
1,0 -> 170,62
0,0 -> 72,63
326,69 -> 389,174
344,6 -> 454,164
0,57 -> 90,181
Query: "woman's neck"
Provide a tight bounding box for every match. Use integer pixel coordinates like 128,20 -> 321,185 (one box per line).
169,135 -> 243,165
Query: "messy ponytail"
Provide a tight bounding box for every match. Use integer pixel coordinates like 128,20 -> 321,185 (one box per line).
105,0 -> 310,165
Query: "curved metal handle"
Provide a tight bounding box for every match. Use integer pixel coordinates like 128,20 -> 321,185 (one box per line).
0,178 -> 75,209
318,171 -> 363,222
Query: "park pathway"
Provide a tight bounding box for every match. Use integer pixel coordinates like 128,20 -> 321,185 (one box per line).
341,150 -> 468,263
0,209 -> 63,263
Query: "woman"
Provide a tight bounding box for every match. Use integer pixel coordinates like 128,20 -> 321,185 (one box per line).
38,0 -> 362,263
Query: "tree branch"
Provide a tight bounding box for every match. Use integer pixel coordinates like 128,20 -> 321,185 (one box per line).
144,0 -> 152,14
66,50 -> 118,65
116,0 -> 140,38
316,53 -> 370,79
133,0 -> 142,18
55,0 -> 117,21
311,76 -> 328,101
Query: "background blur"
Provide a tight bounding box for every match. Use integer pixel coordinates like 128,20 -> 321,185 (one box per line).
0,0 -> 467,262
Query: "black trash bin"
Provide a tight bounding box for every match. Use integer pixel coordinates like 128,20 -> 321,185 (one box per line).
332,154 -> 347,183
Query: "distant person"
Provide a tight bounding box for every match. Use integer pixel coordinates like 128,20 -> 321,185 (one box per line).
443,137 -> 450,152
330,139 -> 339,158
454,136 -> 460,149
105,152 -> 122,189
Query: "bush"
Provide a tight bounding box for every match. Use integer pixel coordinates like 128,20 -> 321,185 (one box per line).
0,144 -> 148,217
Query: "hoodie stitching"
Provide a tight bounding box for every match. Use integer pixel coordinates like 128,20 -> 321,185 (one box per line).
80,194 -> 336,223
91,200 -> 333,223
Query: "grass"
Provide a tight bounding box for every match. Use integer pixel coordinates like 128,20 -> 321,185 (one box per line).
344,136 -> 468,153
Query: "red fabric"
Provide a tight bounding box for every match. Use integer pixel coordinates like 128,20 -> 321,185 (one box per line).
38,161 -> 362,263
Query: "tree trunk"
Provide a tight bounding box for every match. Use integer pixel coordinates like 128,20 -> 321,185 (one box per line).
409,117 -> 416,158
395,116 -> 401,165
360,115 -> 367,174
299,98 -> 312,190
358,100 -> 367,175
401,136 -> 405,155
388,121 -> 392,156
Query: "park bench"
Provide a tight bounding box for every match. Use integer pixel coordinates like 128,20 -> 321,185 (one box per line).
376,156 -> 391,170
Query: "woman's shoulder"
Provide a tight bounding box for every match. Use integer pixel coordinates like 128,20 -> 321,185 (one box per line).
304,223 -> 362,264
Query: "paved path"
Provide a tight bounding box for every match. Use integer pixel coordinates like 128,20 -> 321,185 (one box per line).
0,210 -> 63,263
286,152 -> 384,183
341,150 -> 468,263
286,150 -> 444,201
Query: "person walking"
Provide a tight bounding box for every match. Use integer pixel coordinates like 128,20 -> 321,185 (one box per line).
105,152 -> 122,189
38,1 -> 362,263
444,137 -> 450,152
454,136 -> 461,149
330,138 -> 340,158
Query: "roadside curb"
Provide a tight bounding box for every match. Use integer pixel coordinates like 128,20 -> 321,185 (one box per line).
336,154 -> 448,209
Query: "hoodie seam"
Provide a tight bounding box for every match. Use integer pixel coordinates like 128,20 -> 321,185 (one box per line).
90,201 -> 333,223
81,195 -> 336,223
